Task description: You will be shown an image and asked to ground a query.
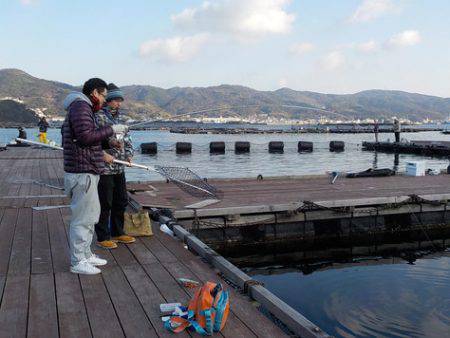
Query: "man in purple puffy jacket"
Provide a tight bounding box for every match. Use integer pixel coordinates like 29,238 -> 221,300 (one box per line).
62,78 -> 128,275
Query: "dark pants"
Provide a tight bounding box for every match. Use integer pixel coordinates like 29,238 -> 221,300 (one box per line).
395,132 -> 400,143
95,172 -> 128,242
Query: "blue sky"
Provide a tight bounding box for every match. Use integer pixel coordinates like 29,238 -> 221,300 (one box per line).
1,0 -> 449,96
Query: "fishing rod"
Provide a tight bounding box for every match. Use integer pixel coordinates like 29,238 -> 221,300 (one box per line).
15,138 -> 221,199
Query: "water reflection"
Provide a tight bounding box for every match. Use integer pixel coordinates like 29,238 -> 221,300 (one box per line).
394,153 -> 400,172
251,252 -> 450,338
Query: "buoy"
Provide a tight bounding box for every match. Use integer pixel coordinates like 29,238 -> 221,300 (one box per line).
140,142 -> 157,154
269,141 -> 284,153
176,142 -> 192,154
298,141 -> 313,152
210,141 -> 225,154
235,141 -> 250,153
329,141 -> 345,152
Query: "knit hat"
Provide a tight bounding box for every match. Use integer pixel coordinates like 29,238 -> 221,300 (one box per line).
106,83 -> 124,102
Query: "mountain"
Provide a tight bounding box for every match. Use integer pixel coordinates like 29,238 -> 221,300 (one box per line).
0,99 -> 39,127
0,69 -> 75,116
1,68 -> 449,124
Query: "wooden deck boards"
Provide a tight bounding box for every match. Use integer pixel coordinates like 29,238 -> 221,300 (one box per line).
128,174 -> 450,218
0,146 -> 287,338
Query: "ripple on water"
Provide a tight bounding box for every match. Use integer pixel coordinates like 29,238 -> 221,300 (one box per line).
253,254 -> 450,338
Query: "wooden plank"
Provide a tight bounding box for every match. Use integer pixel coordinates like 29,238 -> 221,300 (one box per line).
122,264 -> 190,338
8,207 -> 32,275
174,202 -> 302,219
164,261 -> 257,338
183,258 -> 289,338
58,207 -> 116,269
109,242 -> 138,267
0,274 -> 30,338
152,228 -> 267,337
140,236 -> 178,264
0,194 -> 67,199
0,209 -> 18,275
47,208 -> 70,273
28,273 -> 59,338
126,240 -> 158,265
0,275 -> 4,302
184,199 -> 221,209
24,160 -> 42,207
102,266 -> 158,337
59,208 -> 117,269
31,209 -> 53,274
153,226 -> 194,264
55,272 -> 92,338
164,226 -> 252,289
79,274 -> 124,338
141,263 -> 190,304
149,227 -> 277,337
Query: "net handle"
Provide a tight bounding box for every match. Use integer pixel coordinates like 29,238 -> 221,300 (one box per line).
113,159 -> 157,171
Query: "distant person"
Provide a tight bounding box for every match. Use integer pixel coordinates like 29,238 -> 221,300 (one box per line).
18,127 -> 27,140
62,78 -> 128,275
95,83 -> 135,249
38,116 -> 49,144
16,127 -> 29,146
393,118 -> 401,143
374,120 -> 379,143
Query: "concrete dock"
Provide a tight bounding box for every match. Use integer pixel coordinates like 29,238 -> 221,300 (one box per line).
0,147 -> 315,338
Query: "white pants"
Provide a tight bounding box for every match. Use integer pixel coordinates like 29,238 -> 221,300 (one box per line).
64,173 -> 100,266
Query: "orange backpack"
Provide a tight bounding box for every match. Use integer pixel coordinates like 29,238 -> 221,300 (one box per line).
164,282 -> 230,335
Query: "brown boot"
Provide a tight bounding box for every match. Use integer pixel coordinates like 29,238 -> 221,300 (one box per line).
112,235 -> 136,244
97,240 -> 118,249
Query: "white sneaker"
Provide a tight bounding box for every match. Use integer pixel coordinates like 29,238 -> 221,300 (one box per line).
86,254 -> 107,266
70,260 -> 101,275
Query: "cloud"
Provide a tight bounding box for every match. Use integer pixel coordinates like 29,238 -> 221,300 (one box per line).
321,51 -> 345,71
20,0 -> 37,5
171,0 -> 295,40
357,40 -> 378,53
289,42 -> 314,56
387,30 -> 421,48
278,78 -> 289,87
349,0 -> 395,23
139,34 -> 209,63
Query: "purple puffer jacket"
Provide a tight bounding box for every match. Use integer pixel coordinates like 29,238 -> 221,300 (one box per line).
62,92 -> 113,174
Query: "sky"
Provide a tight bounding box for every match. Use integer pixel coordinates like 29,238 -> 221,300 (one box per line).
1,0 -> 449,96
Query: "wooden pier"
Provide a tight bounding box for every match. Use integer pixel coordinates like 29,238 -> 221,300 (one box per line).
128,174 -> 450,219
0,147 -> 307,338
129,173 -> 450,262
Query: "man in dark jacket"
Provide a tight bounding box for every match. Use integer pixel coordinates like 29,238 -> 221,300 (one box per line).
95,83 -> 135,249
62,78 -> 128,275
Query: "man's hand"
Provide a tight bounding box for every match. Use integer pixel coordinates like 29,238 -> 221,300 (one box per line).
110,139 -> 123,149
103,152 -> 115,164
126,157 -> 133,167
111,124 -> 129,134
